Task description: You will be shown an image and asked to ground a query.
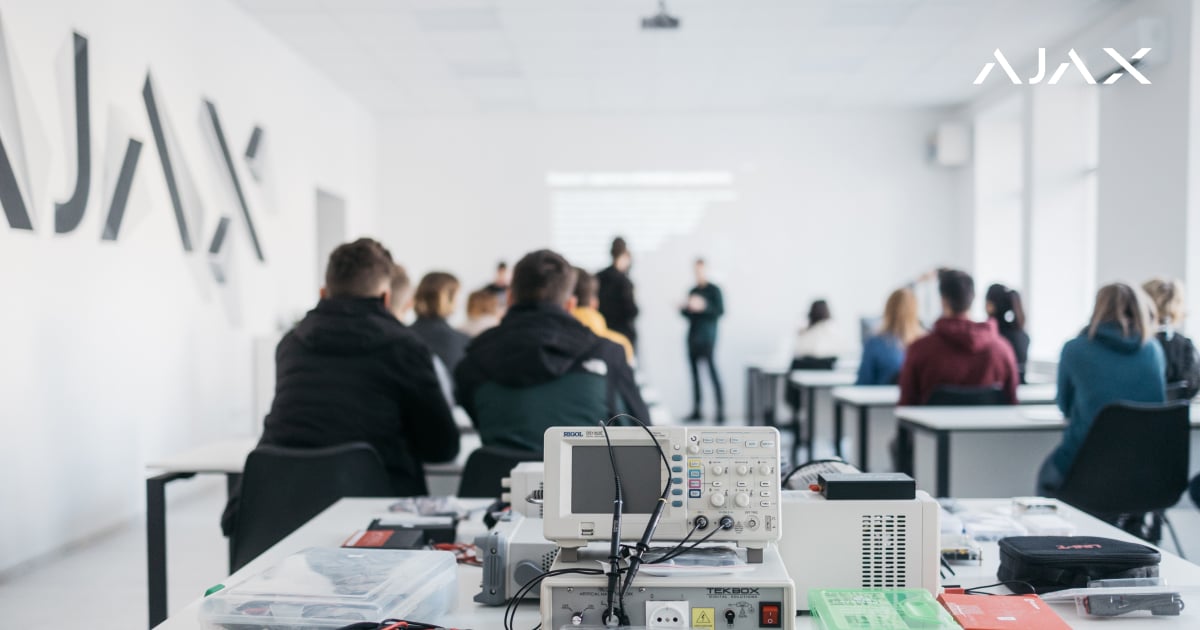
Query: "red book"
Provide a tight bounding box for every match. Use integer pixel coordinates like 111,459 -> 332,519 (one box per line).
938,593 -> 1071,630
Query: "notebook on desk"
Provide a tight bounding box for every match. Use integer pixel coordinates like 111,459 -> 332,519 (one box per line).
938,593 -> 1071,630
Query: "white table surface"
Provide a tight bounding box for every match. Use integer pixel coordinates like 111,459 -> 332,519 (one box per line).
896,404 -> 1200,432
788,370 -> 858,388
154,497 -> 1200,629
833,383 -> 1058,407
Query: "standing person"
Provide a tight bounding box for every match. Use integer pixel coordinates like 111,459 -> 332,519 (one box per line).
986,284 -> 1031,384
485,261 -> 510,317
1142,278 -> 1200,400
410,272 -> 470,373
1039,284 -> 1166,496
460,288 -> 501,337
597,237 -> 639,349
682,258 -> 725,423
898,269 -> 1019,405
223,238 -> 459,535
857,289 -> 924,386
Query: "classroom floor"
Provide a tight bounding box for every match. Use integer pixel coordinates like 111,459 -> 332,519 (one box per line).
2,440 -> 1199,629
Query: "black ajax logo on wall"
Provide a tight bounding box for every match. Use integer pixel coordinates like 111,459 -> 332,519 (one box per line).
0,28 -> 267,283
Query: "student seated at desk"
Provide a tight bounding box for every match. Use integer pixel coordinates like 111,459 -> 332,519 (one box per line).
455,249 -> 649,452
571,266 -> 634,364
1039,283 -> 1165,495
460,288 -> 501,338
1142,278 -> 1200,400
223,239 -> 459,535
410,272 -> 470,374
986,284 -> 1030,384
898,269 -> 1019,405
857,288 -> 923,386
793,299 -> 844,361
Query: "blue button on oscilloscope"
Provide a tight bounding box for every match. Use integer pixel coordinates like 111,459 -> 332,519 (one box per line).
672,477 -> 683,484
688,490 -> 702,498
688,470 -> 702,478
671,454 -> 683,461
672,466 -> 683,473
672,489 -> 683,495
672,500 -> 683,507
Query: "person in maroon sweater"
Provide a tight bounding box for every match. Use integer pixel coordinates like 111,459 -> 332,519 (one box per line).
898,269 -> 1019,405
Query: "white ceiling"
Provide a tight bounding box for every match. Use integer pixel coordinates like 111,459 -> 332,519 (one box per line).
232,0 -> 1127,115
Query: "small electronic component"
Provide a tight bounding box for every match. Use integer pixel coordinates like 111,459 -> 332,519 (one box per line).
1083,593 -> 1185,617
940,534 -> 982,565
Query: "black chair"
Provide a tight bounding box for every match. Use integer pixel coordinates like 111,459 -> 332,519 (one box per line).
229,443 -> 395,571
1166,380 -> 1193,402
1052,402 -> 1190,551
895,385 -> 1009,474
457,445 -> 543,499
926,384 -> 1008,406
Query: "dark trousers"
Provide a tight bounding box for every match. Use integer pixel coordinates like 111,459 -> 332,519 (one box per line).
688,341 -> 724,416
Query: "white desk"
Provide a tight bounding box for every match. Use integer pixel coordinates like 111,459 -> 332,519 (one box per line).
831,384 -> 1058,470
144,431 -> 480,628
153,497 -> 1200,629
788,370 -> 858,463
894,405 -> 1200,498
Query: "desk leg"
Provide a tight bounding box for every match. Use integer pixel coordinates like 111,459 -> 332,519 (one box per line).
225,473 -> 242,573
897,422 -> 914,476
147,472 -> 193,629
805,386 -> 816,462
834,402 -> 844,459
857,406 -> 870,472
935,431 -> 951,498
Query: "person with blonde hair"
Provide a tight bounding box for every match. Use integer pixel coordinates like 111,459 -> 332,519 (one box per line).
856,288 -> 924,385
571,267 -> 634,364
410,271 -> 470,372
460,288 -> 501,337
1038,283 -> 1166,495
1142,278 -> 1200,400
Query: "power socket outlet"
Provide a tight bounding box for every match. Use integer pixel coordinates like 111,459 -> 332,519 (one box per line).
645,600 -> 690,628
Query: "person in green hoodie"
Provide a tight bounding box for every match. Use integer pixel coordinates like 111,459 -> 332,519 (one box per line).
1039,283 -> 1166,496
682,258 -> 725,423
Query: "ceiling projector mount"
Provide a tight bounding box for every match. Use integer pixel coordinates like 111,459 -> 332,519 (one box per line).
642,0 -> 680,30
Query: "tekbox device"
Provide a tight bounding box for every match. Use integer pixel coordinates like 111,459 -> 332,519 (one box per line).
540,544 -> 796,630
542,426 -> 782,560
474,512 -> 558,606
778,490 -> 940,611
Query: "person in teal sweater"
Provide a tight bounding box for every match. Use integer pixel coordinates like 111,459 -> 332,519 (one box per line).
1038,283 -> 1166,494
682,259 -> 725,423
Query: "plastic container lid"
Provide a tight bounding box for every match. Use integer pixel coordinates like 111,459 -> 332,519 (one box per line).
200,547 -> 457,629
810,589 -> 959,630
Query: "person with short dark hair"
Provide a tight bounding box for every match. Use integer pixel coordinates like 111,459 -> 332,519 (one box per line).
898,269 -> 1019,405
222,238 -> 458,535
410,272 -> 470,373
455,249 -> 649,451
682,258 -> 725,423
597,237 -> 639,349
986,284 -> 1030,384
571,267 -> 634,363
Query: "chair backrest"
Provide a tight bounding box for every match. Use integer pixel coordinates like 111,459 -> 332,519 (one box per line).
230,442 -> 395,571
1057,401 -> 1190,515
926,384 -> 1007,406
474,372 -> 611,452
1166,381 -> 1193,402
457,445 -> 543,499
790,356 -> 838,371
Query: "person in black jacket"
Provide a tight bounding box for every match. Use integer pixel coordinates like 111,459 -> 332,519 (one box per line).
455,249 -> 650,452
682,258 -> 725,423
1143,278 -> 1200,400
221,238 -> 459,535
596,236 -> 639,349
410,271 -> 470,373
986,284 -> 1031,384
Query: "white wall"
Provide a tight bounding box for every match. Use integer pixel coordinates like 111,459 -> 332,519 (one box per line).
0,0 -> 378,572
378,111 -> 964,418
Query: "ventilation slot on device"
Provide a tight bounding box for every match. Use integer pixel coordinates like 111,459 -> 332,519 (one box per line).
860,514 -> 908,588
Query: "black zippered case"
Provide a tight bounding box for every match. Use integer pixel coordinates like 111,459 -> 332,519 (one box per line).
997,536 -> 1161,593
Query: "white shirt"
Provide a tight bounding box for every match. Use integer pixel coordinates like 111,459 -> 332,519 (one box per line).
793,320 -> 844,359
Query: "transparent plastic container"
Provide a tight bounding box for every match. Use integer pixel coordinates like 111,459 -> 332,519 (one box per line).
199,547 -> 457,629
810,589 -> 959,630
1040,578 -> 1194,619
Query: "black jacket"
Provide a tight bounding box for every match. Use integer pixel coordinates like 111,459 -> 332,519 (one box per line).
1157,329 -> 1200,400
596,266 -> 638,344
454,302 -> 651,429
410,315 -> 470,374
997,324 -> 1030,384
683,283 -> 724,347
